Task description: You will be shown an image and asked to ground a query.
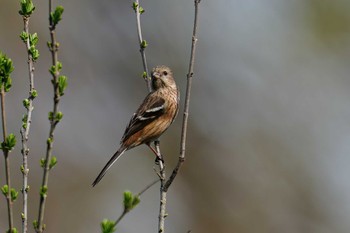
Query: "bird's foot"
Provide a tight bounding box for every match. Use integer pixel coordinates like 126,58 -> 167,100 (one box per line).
155,155 -> 164,165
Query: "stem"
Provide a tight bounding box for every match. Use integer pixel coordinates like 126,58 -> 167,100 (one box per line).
20,16 -> 36,233
36,1 -> 61,232
114,210 -> 127,226
155,141 -> 167,233
134,0 -> 152,92
1,85 -> 14,231
164,0 -> 201,192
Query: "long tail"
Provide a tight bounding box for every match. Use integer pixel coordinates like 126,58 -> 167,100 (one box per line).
92,147 -> 127,187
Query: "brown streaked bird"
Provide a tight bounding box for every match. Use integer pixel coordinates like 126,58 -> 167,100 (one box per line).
92,65 -> 179,186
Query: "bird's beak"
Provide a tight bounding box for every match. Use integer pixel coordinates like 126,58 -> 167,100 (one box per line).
152,72 -> 160,79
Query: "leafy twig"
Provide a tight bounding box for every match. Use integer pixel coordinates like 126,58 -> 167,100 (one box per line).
115,179 -> 159,226
19,0 -> 38,232
133,0 -> 152,92
0,53 -> 17,233
35,3 -> 66,233
101,180 -> 159,233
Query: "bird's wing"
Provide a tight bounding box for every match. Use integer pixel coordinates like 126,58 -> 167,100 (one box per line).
121,93 -> 166,143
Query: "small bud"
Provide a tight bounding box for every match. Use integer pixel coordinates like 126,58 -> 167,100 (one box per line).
140,40 -> 148,49
23,99 -> 30,109
101,219 -> 116,233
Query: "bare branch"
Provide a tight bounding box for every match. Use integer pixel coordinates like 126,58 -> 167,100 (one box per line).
155,141 -> 167,233
164,0 -> 201,192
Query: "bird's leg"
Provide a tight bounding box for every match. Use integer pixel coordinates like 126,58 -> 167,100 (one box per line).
154,140 -> 165,165
147,142 -> 164,164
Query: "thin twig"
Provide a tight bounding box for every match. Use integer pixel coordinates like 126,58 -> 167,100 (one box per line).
134,0 -> 152,92
164,0 -> 201,192
20,15 -> 36,233
114,209 -> 127,227
36,1 -> 62,232
1,85 -> 14,231
133,2 -> 169,231
137,178 -> 160,196
155,141 -> 167,233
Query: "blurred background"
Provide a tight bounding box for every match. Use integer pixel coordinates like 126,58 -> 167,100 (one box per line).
1,0 -> 350,232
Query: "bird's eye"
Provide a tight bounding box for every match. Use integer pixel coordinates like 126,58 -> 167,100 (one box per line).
163,71 -> 168,76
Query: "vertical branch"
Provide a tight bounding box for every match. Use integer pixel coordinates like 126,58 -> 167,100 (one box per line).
163,0 -> 201,191
36,2 -> 66,232
1,86 -> 13,232
155,141 -> 166,233
0,52 -> 16,233
132,0 -> 201,232
20,15 -> 37,233
133,0 -> 152,92
158,0 -> 201,227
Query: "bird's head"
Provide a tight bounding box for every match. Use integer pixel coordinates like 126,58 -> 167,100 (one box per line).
151,65 -> 177,91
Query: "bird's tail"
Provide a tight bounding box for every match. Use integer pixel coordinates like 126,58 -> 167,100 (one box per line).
92,147 -> 127,187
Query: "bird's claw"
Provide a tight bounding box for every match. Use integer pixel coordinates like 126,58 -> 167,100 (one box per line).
155,155 -> 164,165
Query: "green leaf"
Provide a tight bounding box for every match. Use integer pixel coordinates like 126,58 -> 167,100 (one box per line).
19,0 -> 35,16
33,220 -> 38,230
140,40 -> 148,49
48,111 -> 54,121
55,111 -> 63,121
1,133 -> 16,152
142,71 -> 147,79
101,219 -> 116,233
31,89 -> 38,98
40,158 -> 46,168
57,61 -> 62,70
29,46 -> 39,61
22,114 -> 28,129
123,190 -> 140,212
1,185 -> 9,196
132,2 -> 138,12
22,114 -> 28,123
4,76 -> 12,92
40,186 -> 48,198
29,33 -> 38,46
47,137 -> 53,144
20,31 -> 29,43
6,228 -> 18,233
0,53 -> 14,92
10,188 -> 18,201
23,98 -> 30,109
123,190 -> 133,210
132,195 -> 140,207
49,156 -> 57,169
49,61 -> 62,75
58,75 -> 68,96
0,53 -> 14,91
50,6 -> 64,26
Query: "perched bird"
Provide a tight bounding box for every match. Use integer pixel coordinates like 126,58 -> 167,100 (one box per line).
92,65 -> 179,186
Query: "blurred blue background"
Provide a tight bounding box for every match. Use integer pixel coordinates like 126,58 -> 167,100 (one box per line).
1,0 -> 350,232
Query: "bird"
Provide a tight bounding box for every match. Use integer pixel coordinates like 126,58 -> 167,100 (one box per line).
92,65 -> 179,187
